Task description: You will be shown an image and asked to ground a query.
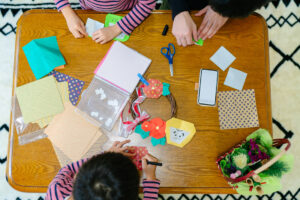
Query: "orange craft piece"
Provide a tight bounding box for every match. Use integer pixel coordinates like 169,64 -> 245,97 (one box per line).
141,118 -> 166,139
143,79 -> 163,98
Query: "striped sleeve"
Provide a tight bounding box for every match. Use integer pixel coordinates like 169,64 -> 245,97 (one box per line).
117,0 -> 156,35
45,159 -> 87,200
142,180 -> 160,200
54,0 -> 71,11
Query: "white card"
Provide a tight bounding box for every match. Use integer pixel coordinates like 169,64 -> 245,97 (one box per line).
170,127 -> 189,144
86,18 -> 104,37
95,41 -> 151,94
224,67 -> 247,90
197,69 -> 218,106
210,46 -> 236,71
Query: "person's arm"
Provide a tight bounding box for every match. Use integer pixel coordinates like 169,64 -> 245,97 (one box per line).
117,0 -> 156,35
168,0 -> 189,19
54,0 -> 70,11
143,180 -> 160,200
45,159 -> 87,200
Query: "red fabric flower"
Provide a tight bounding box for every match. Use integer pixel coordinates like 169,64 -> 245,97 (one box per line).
141,118 -> 166,139
143,79 -> 163,99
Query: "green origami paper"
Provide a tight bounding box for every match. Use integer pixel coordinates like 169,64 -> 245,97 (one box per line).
151,137 -> 166,146
194,38 -> 204,46
162,82 -> 170,96
135,124 -> 150,139
105,14 -> 130,42
22,36 -> 66,80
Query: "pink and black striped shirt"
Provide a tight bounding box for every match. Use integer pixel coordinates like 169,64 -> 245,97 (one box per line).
45,158 -> 160,200
54,0 -> 156,35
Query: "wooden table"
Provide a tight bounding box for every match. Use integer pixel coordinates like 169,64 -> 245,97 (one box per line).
7,10 -> 271,193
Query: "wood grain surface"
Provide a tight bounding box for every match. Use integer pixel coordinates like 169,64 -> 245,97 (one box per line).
6,10 -> 271,193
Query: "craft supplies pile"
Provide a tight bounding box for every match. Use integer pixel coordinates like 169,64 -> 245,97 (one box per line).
13,13 -> 293,194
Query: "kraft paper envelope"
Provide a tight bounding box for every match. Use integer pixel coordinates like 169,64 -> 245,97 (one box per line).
15,76 -> 64,124
45,102 -> 101,162
34,81 -> 69,128
22,36 -> 66,79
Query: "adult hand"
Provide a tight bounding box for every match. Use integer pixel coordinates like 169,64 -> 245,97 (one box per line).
142,154 -> 159,180
92,24 -> 122,44
61,6 -> 87,38
172,11 -> 198,47
196,6 -> 228,40
107,140 -> 136,157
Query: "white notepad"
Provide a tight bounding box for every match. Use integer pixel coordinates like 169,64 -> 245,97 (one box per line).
94,41 -> 152,94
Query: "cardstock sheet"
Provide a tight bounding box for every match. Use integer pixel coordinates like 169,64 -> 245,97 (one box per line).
15,76 -> 64,123
34,81 -> 69,128
45,102 -> 101,162
48,70 -> 85,105
217,89 -> 259,130
224,67 -> 247,90
22,36 -> 66,79
104,14 -> 130,42
86,18 -> 105,37
129,146 -> 148,170
210,46 -> 236,71
94,41 -> 151,94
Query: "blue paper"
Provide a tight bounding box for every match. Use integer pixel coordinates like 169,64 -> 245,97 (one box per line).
23,36 -> 66,80
134,124 -> 150,139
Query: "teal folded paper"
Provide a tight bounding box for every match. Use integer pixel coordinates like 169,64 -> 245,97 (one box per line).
23,36 -> 66,80
151,137 -> 166,146
134,124 -> 150,139
162,82 -> 170,96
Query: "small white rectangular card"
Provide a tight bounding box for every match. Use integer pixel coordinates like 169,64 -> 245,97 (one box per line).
224,67 -> 247,90
210,46 -> 236,71
86,18 -> 104,37
197,69 -> 218,106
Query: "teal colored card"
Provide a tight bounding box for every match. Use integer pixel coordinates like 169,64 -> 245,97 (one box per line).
22,36 -> 66,80
194,38 -> 204,46
104,14 -> 130,42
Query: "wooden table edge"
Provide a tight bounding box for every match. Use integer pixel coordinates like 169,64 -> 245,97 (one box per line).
6,10 -> 270,194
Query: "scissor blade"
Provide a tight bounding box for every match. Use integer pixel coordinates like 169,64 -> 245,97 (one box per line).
169,64 -> 174,76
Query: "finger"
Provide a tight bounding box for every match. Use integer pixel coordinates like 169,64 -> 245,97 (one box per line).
186,33 -> 194,45
122,152 -> 136,157
195,6 -> 209,16
80,22 -> 88,36
192,27 -> 198,41
207,23 -> 219,39
201,22 -> 214,40
117,139 -> 131,148
72,30 -> 82,39
95,37 -> 104,44
180,37 -> 187,47
112,141 -> 120,147
141,157 -> 149,169
144,154 -> 158,162
92,32 -> 101,40
203,21 -> 217,40
199,19 -> 213,40
175,36 -> 182,46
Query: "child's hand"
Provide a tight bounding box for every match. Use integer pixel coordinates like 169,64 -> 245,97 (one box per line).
142,154 -> 159,180
107,140 -> 136,157
61,6 -> 87,38
92,24 -> 122,44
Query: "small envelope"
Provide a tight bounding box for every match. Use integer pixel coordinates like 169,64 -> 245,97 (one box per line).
224,67 -> 247,90
86,18 -> 104,37
210,46 -> 236,71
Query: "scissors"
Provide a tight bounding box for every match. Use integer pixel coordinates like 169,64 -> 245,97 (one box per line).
161,43 -> 175,76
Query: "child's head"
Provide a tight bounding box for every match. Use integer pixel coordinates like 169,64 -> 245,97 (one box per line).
73,152 -> 140,200
209,0 -> 271,18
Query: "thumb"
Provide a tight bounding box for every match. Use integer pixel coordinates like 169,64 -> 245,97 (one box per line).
142,157 -> 147,169
195,6 -> 209,16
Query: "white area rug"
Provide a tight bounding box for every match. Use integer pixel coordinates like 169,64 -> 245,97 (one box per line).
0,0 -> 299,199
